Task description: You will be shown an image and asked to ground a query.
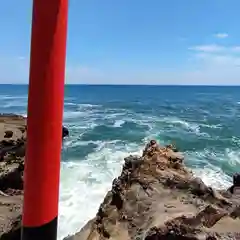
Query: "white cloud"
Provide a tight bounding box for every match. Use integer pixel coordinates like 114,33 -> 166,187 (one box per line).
189,44 -> 225,53
189,44 -> 240,54
214,33 -> 229,39
187,42 -> 240,84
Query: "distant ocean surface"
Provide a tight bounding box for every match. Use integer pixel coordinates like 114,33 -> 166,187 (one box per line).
0,84 -> 240,239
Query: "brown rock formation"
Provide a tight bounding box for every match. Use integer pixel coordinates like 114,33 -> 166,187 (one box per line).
0,114 -> 25,239
65,141 -> 240,240
0,114 -> 69,239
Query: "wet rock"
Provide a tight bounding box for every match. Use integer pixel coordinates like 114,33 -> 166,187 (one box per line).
111,179 -> 124,210
124,155 -> 143,171
62,126 -> 69,138
230,206 -> 240,219
189,177 -> 210,196
233,173 -> 240,186
227,173 -> 240,194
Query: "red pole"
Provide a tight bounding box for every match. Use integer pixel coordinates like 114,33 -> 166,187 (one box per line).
21,1 -> 68,239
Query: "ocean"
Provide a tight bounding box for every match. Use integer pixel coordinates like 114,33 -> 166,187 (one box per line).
0,84 -> 240,239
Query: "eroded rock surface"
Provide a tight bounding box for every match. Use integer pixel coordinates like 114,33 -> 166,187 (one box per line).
0,114 -> 25,239
66,141 -> 240,240
0,114 -> 69,239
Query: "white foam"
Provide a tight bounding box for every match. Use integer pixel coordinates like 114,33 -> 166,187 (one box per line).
113,120 -> 125,127
64,102 -> 77,106
225,148 -> 240,166
187,148 -> 236,190
58,141 -> 141,240
58,161 -> 110,239
3,100 -> 27,108
0,95 -> 28,100
78,104 -> 101,110
192,148 -> 240,167
193,166 -> 231,189
166,117 -> 203,135
200,123 -> 222,129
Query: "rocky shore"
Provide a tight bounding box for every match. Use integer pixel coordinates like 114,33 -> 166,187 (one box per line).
0,114 -> 68,239
0,114 -> 25,240
0,114 -> 239,240
65,141 -> 240,240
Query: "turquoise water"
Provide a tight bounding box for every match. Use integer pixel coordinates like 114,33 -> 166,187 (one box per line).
0,84 -> 240,239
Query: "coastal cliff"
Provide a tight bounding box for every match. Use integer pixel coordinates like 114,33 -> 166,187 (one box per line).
65,141 -> 240,240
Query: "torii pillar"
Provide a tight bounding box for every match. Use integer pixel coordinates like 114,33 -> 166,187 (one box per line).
21,1 -> 68,239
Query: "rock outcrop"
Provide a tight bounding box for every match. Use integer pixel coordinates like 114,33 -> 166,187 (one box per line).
66,141 -> 240,240
63,126 -> 69,139
0,114 -> 68,239
0,114 -> 25,239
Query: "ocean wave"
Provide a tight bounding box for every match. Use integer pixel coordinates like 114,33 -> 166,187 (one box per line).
64,102 -> 77,106
113,120 -> 125,127
193,166 -> 231,189
2,101 -> 27,108
77,103 -> 102,110
1,91 -> 238,240
0,95 -> 28,100
186,147 -> 239,186
225,148 -> 240,166
63,110 -> 94,120
58,141 -> 142,240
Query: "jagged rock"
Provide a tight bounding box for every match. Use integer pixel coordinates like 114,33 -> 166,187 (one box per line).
4,131 -> 13,139
0,195 -> 22,240
0,163 -> 23,191
62,126 -> 69,138
233,173 -> 240,186
189,177 -> 210,196
69,140 -> 240,240
143,139 -> 161,157
226,173 -> 240,195
230,206 -> 240,219
0,114 -> 25,239
0,114 -> 70,239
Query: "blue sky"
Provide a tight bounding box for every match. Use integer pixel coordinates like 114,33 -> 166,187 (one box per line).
0,0 -> 240,85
